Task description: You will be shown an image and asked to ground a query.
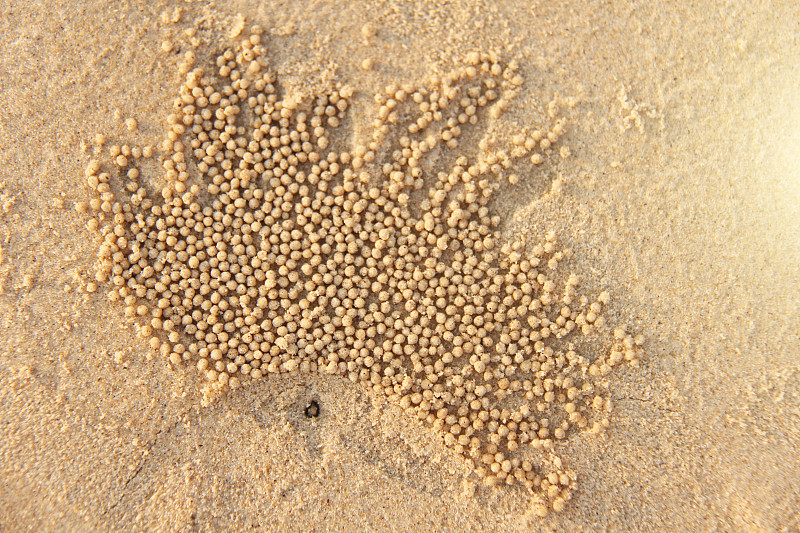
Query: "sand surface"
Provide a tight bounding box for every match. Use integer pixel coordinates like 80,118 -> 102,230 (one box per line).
1,1 -> 799,531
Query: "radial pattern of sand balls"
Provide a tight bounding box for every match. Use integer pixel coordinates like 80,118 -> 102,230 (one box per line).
79,26 -> 643,514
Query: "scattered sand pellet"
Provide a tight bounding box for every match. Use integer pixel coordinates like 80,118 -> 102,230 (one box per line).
361,23 -> 377,39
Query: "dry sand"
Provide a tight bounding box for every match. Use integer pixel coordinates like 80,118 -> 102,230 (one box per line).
1,1 -> 799,531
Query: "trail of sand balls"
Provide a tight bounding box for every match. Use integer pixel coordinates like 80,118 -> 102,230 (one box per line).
80,26 -> 642,515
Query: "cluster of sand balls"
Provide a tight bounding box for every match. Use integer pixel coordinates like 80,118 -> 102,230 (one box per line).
79,26 -> 642,514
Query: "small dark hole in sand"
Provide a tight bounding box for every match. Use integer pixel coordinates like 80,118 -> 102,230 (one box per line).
304,400 -> 320,418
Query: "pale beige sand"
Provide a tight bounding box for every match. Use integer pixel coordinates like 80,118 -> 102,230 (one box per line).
1,1 -> 799,531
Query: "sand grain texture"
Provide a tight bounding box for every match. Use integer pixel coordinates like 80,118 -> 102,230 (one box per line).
1,1 -> 799,531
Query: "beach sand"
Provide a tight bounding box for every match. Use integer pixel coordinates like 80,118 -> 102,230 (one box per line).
1,1 -> 799,531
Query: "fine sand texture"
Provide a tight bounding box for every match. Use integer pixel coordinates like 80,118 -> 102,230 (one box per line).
1,1 -> 799,531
